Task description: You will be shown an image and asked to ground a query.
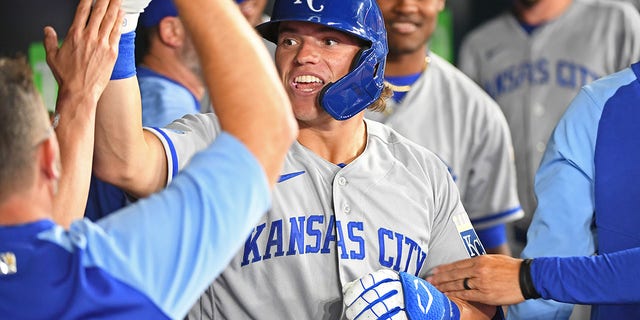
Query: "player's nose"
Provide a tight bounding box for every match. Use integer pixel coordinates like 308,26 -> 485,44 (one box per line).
295,41 -> 321,65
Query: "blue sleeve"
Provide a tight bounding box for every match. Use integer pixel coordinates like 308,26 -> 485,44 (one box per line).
84,175 -> 129,221
532,248 -> 640,304
508,87 -> 602,320
74,132 -> 270,319
475,223 -> 506,250
139,76 -> 200,127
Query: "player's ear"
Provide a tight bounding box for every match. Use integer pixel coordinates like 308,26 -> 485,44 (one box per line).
157,16 -> 184,48
38,133 -> 61,184
437,0 -> 446,11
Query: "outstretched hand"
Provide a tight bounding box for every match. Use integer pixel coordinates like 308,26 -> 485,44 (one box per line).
426,255 -> 525,306
45,0 -> 124,229
44,0 -> 123,105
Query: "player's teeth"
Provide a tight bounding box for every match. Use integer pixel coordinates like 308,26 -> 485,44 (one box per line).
295,75 -> 322,83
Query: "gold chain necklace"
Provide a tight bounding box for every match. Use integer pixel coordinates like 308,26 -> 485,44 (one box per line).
384,56 -> 431,92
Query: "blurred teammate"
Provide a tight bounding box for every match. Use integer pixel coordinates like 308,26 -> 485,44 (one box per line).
458,0 -> 640,256
367,0 -> 522,255
464,25 -> 640,316
0,0 -> 296,318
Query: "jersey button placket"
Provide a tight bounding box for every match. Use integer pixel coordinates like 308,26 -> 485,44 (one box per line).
336,176 -> 350,214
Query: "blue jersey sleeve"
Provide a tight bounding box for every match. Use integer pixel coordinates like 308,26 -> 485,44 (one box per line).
509,67 -> 638,319
532,248 -> 640,304
508,85 -> 602,320
71,132 -> 270,319
138,67 -> 201,128
475,223 -> 506,250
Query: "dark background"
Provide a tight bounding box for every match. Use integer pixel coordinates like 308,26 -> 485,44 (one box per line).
0,0 -> 512,62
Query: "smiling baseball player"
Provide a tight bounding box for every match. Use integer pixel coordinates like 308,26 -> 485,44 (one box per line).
367,0 -> 523,255
92,0 -> 496,319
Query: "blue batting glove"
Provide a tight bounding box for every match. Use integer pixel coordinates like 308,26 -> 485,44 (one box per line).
343,269 -> 460,320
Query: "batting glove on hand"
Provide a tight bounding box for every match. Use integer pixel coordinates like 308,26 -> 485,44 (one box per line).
343,269 -> 461,320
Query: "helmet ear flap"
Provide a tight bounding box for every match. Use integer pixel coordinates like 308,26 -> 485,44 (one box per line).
350,46 -> 366,71
320,44 -> 386,120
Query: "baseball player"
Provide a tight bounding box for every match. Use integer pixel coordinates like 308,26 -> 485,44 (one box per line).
366,0 -> 522,255
0,0 -> 296,318
92,0 -> 497,319
430,60 -> 640,319
458,0 -> 640,249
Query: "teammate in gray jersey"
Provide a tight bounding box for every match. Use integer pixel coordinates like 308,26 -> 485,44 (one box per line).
93,0 -> 496,319
458,0 -> 640,247
366,0 -> 522,255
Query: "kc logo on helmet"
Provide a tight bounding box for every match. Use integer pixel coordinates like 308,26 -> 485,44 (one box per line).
293,0 -> 324,13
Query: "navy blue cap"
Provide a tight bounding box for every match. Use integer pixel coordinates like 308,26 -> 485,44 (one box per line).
141,0 -> 178,27
141,0 -> 248,27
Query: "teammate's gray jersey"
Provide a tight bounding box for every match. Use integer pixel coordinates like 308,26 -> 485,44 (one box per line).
458,0 -> 640,217
367,53 -> 522,230
146,115 -> 484,319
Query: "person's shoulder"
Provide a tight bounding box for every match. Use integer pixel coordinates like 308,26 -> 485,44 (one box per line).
581,65 -> 638,105
429,54 -> 495,98
365,119 -> 446,168
428,53 -> 504,116
576,0 -> 636,11
573,0 -> 640,20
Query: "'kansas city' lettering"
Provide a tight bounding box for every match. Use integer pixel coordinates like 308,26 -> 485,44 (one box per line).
240,215 -> 428,276
483,58 -> 600,99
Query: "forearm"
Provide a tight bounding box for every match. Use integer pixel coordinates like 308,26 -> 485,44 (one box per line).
533,249 -> 640,304
52,91 -> 98,228
450,297 -> 496,320
174,0 -> 297,186
94,78 -> 167,197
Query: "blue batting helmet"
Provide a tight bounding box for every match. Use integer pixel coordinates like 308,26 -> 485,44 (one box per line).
256,0 -> 388,120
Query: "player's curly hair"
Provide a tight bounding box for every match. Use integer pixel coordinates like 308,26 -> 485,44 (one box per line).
367,84 -> 393,113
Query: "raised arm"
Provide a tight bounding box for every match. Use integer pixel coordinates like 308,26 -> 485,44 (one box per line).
46,0 -> 123,227
93,0 -> 168,198
173,0 -> 297,184
94,0 -> 296,197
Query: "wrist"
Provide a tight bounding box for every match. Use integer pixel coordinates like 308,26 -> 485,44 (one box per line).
111,32 -> 136,80
122,13 -> 140,33
519,258 -> 542,299
54,89 -> 98,128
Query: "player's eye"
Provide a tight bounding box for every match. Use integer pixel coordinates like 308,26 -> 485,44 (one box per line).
324,38 -> 339,46
280,37 -> 298,47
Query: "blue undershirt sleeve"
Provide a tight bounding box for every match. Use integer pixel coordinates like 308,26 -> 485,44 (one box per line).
475,224 -> 506,249
532,248 -> 640,304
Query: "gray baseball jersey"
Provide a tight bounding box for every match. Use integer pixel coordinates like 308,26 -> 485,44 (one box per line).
145,115 -> 484,319
366,53 -> 522,231
458,0 -> 640,217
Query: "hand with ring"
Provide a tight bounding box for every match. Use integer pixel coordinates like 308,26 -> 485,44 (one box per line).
463,277 -> 472,290
426,255 -> 526,305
